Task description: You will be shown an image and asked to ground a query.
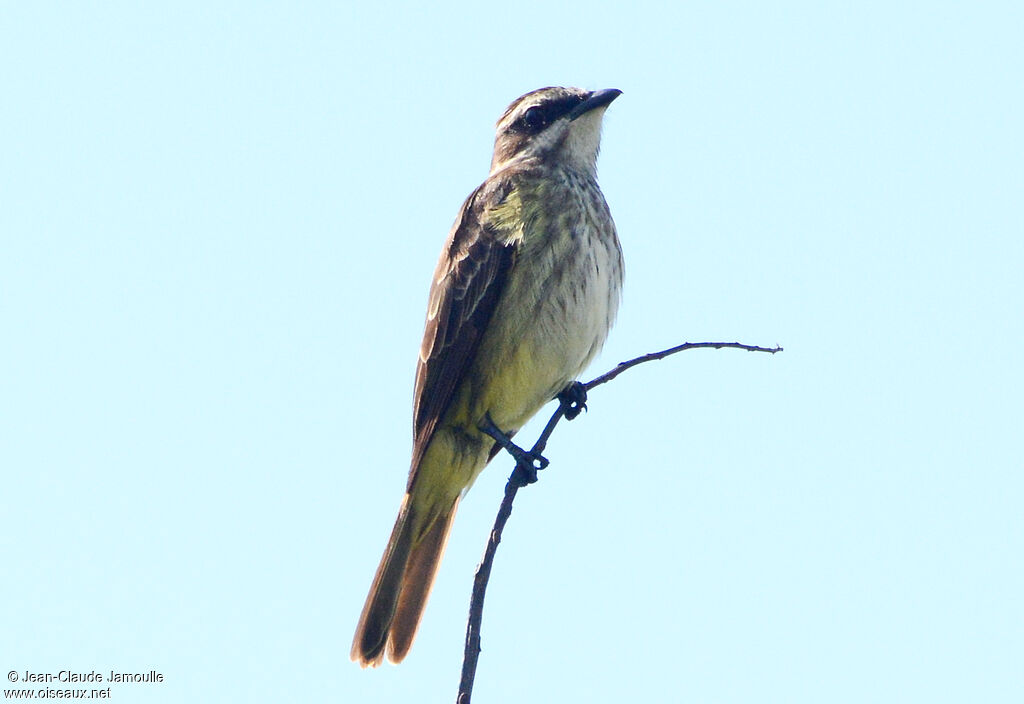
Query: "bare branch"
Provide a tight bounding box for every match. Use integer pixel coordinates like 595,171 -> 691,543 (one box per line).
456,340 -> 781,703
456,468 -> 521,702
585,341 -> 783,392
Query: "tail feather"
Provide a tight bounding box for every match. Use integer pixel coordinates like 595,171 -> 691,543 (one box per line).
350,496 -> 415,667
350,494 -> 460,667
388,497 -> 459,662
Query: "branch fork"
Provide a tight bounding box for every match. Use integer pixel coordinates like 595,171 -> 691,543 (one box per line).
456,341 -> 782,702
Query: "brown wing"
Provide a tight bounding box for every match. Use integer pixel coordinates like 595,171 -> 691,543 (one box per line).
408,179 -> 517,486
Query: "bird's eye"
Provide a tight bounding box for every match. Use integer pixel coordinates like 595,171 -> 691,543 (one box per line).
521,106 -> 547,131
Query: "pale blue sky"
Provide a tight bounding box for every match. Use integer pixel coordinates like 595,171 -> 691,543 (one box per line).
3,2 -> 1022,702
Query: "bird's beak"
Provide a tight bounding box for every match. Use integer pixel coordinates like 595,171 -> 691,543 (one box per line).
569,89 -> 622,121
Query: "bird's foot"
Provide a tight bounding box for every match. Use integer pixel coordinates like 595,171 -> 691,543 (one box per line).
557,381 -> 588,421
479,414 -> 549,485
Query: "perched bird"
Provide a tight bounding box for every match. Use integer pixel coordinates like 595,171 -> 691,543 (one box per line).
351,86 -> 624,667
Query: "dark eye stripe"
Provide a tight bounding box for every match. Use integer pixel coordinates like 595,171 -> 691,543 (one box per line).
517,96 -> 586,133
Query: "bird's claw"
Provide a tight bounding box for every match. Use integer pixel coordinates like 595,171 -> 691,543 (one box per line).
479,413 -> 549,485
511,449 -> 549,486
558,381 -> 589,421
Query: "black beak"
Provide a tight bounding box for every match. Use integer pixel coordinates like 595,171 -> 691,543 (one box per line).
569,89 -> 622,121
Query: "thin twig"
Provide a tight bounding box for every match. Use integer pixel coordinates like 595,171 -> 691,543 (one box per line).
456,392 -> 573,703
585,341 -> 783,392
456,340 -> 781,703
456,471 -> 520,703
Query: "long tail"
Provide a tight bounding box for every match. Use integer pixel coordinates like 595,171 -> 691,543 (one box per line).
350,493 -> 460,667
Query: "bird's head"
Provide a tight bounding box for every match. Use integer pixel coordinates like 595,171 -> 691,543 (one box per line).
490,87 -> 621,176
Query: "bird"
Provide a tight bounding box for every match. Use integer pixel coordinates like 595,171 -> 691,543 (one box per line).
351,86 -> 624,667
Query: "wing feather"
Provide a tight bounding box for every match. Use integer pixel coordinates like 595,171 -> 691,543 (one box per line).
408,179 -> 518,483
